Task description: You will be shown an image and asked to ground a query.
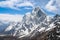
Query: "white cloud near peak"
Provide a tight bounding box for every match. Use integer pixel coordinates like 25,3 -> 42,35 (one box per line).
56,0 -> 60,8
45,0 -> 60,14
0,14 -> 23,22
45,0 -> 57,11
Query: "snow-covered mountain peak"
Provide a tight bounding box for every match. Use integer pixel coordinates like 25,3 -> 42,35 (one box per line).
1,7 -> 59,39
13,7 -> 50,38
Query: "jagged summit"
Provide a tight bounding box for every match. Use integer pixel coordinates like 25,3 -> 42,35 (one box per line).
32,7 -> 46,17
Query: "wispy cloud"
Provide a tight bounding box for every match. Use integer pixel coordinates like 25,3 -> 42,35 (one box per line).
45,0 -> 60,14
0,14 -> 23,22
56,0 -> 60,8
0,0 -> 19,10
45,0 -> 57,11
0,0 -> 34,10
16,1 -> 34,7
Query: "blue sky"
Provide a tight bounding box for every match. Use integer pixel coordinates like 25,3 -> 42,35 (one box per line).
0,0 -> 60,22
0,0 -> 59,15
0,6 -> 32,15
